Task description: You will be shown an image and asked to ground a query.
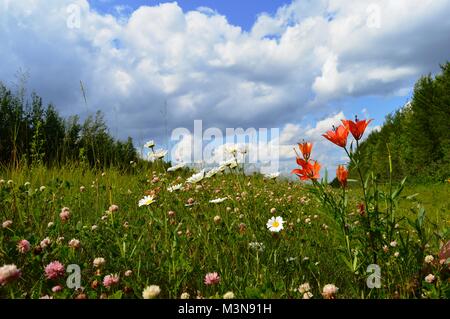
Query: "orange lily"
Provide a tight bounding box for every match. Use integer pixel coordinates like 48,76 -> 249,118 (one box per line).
292,160 -> 321,181
336,165 -> 348,188
342,116 -> 372,141
322,125 -> 349,148
298,142 -> 313,161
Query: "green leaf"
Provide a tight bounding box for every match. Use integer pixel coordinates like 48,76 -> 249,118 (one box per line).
109,291 -> 123,299
391,177 -> 407,200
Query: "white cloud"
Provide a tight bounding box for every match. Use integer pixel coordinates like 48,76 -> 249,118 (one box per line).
0,0 -> 449,175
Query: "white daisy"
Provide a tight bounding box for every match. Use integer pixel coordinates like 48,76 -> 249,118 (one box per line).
221,158 -> 238,169
226,145 -> 238,156
266,216 -> 285,232
167,184 -> 183,192
186,170 -> 205,184
138,195 -> 156,207
144,140 -> 155,148
167,163 -> 185,172
149,149 -> 167,161
205,167 -> 221,178
264,172 -> 280,180
209,197 -> 228,204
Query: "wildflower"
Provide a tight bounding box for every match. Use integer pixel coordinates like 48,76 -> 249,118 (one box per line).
266,216 -> 285,233
40,237 -> 51,249
68,239 -> 81,249
39,186 -> 46,192
151,177 -> 160,183
52,285 -> 63,293
7,180 -> 13,186
56,237 -> 65,244
322,125 -> 349,148
40,295 -> 53,299
47,222 -> 54,228
138,195 -> 156,207
248,242 -> 265,252
142,285 -> 161,299
149,149 -> 167,161
213,215 -> 222,224
0,264 -> 21,286
223,291 -> 235,299
226,145 -> 238,156
424,255 -> 434,264
24,181 -> 31,187
383,245 -> 389,253
167,163 -> 185,172
168,211 -> 176,218
93,258 -> 106,268
305,218 -> 311,224
125,270 -> 133,277
205,167 -> 221,178
2,220 -> 13,229
80,186 -> 86,193
270,208 -> 277,214
394,252 -> 400,257
336,165 -> 348,188
103,274 -> 120,288
292,160 -> 321,181
186,170 -> 205,184
17,239 -> 30,254
167,184 -> 183,192
144,140 -> 155,148
298,142 -> 313,161
44,261 -> 65,280
91,225 -> 98,231
264,172 -> 280,180
342,116 -> 372,141
390,241 -> 398,247
298,282 -> 311,294
424,274 -> 435,284
109,205 -> 119,212
221,159 -> 238,169
209,197 -> 227,204
59,207 -> 70,222
322,284 -> 339,299
186,198 -> 195,206
204,272 -> 220,285
303,292 -> 313,299
180,292 -> 190,299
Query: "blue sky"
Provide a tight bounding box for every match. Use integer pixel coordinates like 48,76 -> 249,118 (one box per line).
1,0 -> 449,175
89,0 -> 290,31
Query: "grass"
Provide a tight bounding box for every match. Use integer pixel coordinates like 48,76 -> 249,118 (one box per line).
0,164 -> 449,299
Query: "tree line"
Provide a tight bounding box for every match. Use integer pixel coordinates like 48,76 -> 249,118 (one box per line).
350,62 -> 450,183
0,82 -> 138,169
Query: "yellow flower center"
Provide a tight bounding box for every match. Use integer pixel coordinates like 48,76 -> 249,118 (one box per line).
272,221 -> 280,228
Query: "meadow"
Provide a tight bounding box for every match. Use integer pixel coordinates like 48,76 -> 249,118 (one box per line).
1,155 -> 449,299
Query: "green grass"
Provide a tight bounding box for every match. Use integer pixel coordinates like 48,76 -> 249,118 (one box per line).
0,164 -> 449,299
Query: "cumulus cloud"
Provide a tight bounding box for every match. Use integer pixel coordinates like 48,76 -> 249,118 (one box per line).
0,0 -> 449,175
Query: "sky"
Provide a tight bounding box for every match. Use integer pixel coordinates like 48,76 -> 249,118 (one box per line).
1,0 -> 450,177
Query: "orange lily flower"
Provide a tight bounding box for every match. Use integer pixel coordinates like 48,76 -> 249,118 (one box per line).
322,125 -> 349,148
292,160 -> 321,181
298,142 -> 313,161
336,165 -> 348,188
342,116 -> 372,141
